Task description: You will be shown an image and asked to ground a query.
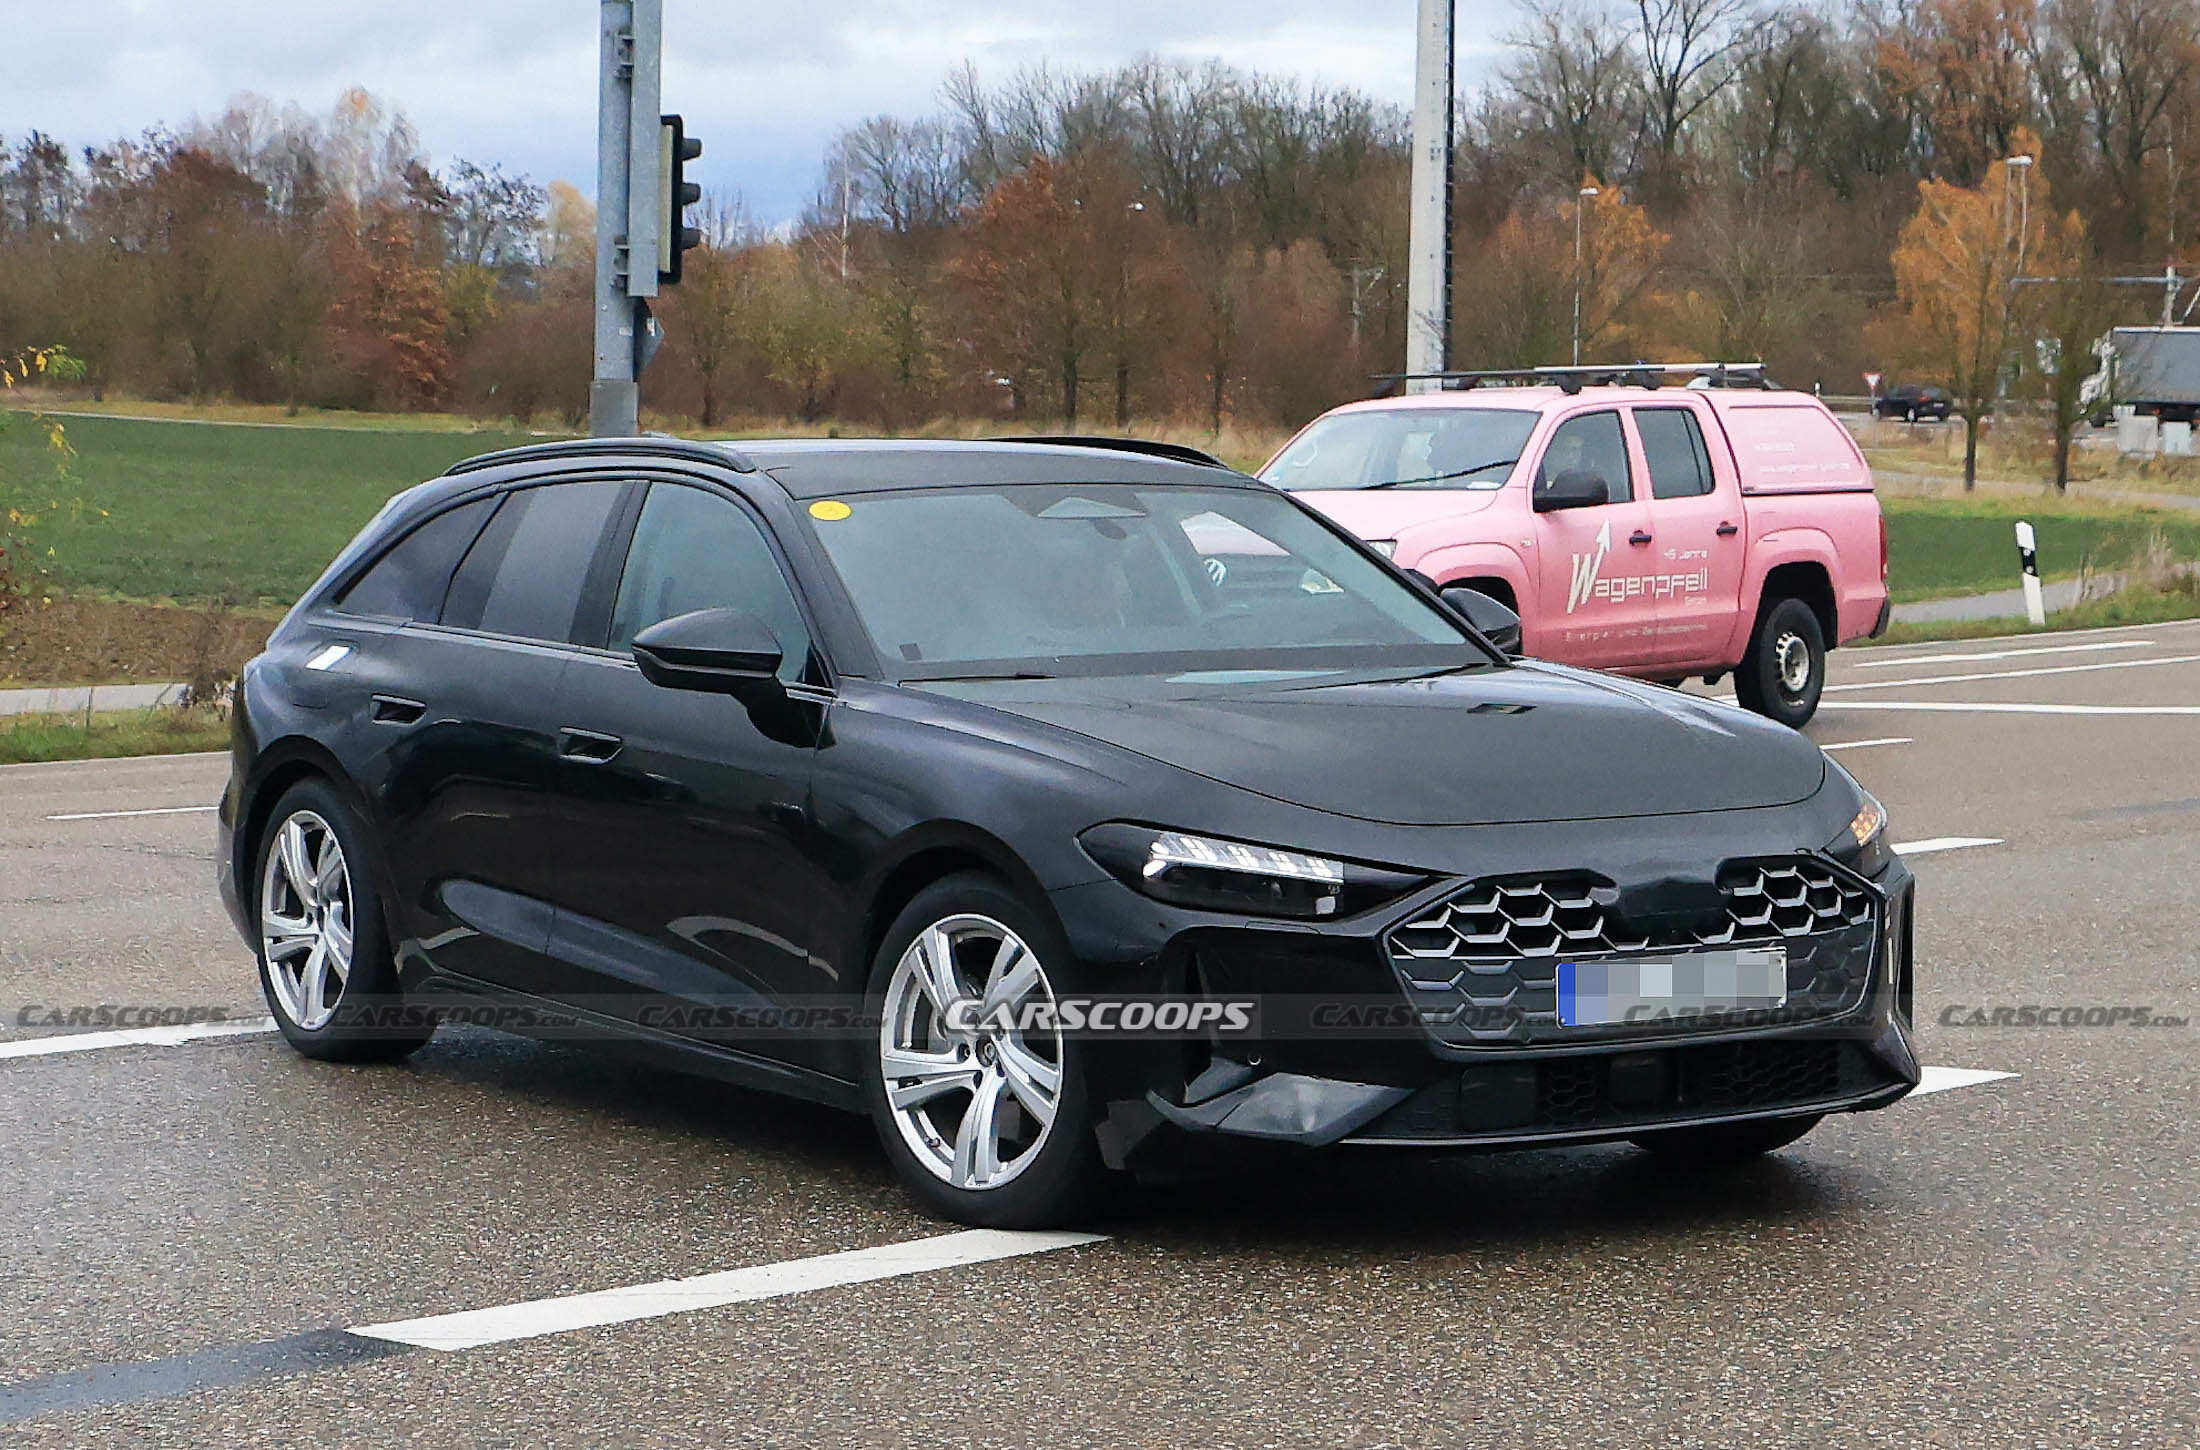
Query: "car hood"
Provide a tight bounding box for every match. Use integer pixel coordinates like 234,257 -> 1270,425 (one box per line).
921,663 -> 1826,827
1287,488 -> 1505,544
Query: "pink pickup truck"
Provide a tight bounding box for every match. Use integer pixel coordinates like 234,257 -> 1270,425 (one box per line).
1260,379 -> 1891,727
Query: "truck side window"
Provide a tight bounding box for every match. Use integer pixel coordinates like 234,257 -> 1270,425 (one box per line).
1536,411 -> 1632,503
1635,408 -> 1716,500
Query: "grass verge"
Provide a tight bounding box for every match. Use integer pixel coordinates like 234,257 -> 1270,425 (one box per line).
0,707 -> 231,765
1881,496 -> 2200,602
1871,578 -> 2200,644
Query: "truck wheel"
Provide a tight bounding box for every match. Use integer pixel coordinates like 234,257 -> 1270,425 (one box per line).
1734,597 -> 1825,728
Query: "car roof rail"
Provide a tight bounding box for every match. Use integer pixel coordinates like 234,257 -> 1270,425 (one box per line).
1369,362 -> 1776,397
996,435 -> 1232,469
443,435 -> 758,477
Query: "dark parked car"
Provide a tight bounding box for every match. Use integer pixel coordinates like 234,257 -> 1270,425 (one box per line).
218,437 -> 1920,1227
1872,384 -> 1952,422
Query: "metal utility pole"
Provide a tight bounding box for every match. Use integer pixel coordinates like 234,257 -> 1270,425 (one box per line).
591,0 -> 665,438
1404,0 -> 1454,393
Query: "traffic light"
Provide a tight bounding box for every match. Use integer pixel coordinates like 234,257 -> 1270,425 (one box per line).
658,114 -> 702,285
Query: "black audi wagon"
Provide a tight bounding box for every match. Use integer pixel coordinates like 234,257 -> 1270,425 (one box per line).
218,436 -> 1919,1226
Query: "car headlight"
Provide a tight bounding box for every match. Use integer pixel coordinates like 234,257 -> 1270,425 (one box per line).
1828,788 -> 1891,877
1367,539 -> 1397,559
1079,824 -> 1424,920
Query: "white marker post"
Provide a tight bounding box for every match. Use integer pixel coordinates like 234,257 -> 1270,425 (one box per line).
2015,521 -> 2047,627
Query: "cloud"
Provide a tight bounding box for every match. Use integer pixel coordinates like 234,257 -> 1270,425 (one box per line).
4,0 -> 1512,220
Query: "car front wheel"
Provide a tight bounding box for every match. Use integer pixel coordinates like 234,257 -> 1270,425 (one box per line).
253,780 -> 434,1063
1734,596 -> 1825,728
862,873 -> 1109,1228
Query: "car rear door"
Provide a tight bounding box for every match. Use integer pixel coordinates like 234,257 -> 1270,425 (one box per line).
356,476 -> 633,996
1627,400 -> 1747,671
1525,408 -> 1657,668
543,477 -> 835,1067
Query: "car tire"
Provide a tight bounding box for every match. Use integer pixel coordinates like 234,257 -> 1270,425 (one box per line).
1629,1113 -> 1823,1160
1733,596 -> 1825,729
862,872 -> 1111,1228
252,779 -> 434,1063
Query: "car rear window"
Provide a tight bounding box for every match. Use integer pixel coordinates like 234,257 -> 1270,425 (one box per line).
335,497 -> 496,622
442,481 -> 627,643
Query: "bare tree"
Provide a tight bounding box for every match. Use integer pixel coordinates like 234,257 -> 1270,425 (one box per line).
2039,0 -> 2200,258
1633,0 -> 1764,202
1505,2 -> 1642,189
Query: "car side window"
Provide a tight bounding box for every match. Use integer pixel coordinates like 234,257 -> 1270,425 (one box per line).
609,483 -> 813,683
1535,410 -> 1633,504
441,480 -> 626,644
1634,407 -> 1716,500
334,496 -> 496,622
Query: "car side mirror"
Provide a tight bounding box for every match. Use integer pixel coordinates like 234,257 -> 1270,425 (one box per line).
1533,468 -> 1609,513
631,608 -> 785,699
1440,586 -> 1523,659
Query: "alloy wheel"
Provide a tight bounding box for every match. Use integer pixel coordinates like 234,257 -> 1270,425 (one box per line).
259,809 -> 355,1032
879,914 -> 1064,1192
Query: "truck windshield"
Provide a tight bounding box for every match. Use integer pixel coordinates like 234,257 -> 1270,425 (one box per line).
1262,408 -> 1538,492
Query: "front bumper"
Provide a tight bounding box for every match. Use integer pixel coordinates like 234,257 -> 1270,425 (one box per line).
1074,852 -> 1919,1170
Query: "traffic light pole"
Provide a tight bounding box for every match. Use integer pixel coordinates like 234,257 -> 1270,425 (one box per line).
1404,0 -> 1453,394
590,0 -> 663,438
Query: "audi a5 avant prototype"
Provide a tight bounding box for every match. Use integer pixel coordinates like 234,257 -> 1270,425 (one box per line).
218,437 -> 1920,1227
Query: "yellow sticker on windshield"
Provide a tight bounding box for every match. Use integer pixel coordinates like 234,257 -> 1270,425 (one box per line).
809,500 -> 853,521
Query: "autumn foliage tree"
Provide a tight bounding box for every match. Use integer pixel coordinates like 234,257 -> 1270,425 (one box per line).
1892,143 -> 2053,488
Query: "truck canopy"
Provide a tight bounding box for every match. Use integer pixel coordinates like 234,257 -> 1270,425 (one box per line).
1704,395 -> 1872,494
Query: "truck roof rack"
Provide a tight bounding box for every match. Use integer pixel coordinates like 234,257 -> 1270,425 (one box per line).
1370,362 -> 1777,396
997,435 -> 1231,469
443,436 -> 758,477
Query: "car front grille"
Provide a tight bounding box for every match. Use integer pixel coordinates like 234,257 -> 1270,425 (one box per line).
1385,858 -> 1879,1046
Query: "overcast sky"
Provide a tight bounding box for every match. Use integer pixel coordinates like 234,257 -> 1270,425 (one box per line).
7,2 -> 1512,221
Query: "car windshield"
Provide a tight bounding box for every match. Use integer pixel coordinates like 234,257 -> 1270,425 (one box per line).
803,483 -> 1484,680
1260,408 -> 1538,491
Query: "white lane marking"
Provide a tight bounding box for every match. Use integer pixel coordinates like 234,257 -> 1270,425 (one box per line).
1827,651 -> 2200,692
352,1228 -> 1109,1352
1821,737 -> 1913,752
1910,1066 -> 2018,1097
0,1017 -> 277,1060
1894,837 -> 2004,856
1854,640 -> 2151,669
1828,700 -> 2200,717
45,804 -> 218,822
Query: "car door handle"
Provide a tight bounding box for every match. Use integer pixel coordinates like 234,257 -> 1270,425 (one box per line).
1716,521 -> 1739,537
370,695 -> 426,726
1628,530 -> 1654,546
558,727 -> 624,764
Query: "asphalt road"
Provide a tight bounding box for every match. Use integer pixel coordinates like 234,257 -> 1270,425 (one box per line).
1,621 -> 2194,1448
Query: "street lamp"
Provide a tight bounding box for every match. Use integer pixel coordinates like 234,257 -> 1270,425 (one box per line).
1573,185 -> 1600,366
1997,154 -> 2035,413
2006,154 -> 2034,275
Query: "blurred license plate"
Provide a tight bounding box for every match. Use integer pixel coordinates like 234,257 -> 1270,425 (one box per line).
1557,948 -> 1788,1027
